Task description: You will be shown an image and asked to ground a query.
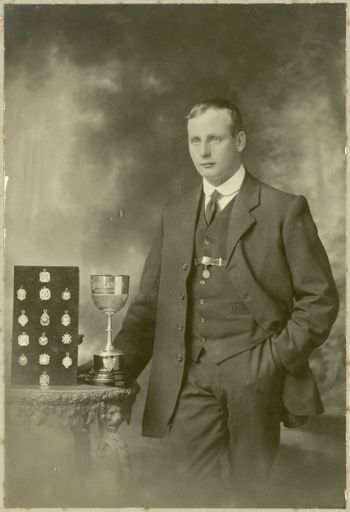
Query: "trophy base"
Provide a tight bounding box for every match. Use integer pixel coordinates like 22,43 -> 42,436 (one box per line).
86,369 -> 117,386
85,352 -> 129,387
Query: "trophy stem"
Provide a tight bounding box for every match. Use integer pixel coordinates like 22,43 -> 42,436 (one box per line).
105,312 -> 113,352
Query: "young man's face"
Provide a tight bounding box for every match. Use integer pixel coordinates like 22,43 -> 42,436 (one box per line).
187,108 -> 245,186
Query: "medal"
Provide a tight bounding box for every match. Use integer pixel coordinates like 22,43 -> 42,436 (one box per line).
39,371 -> 50,386
40,309 -> 50,326
61,310 -> 71,327
17,286 -> 26,301
39,286 -> 51,301
18,310 -> 28,327
62,332 -> 72,344
18,353 -> 28,366
18,332 -> 29,346
61,288 -> 71,301
202,267 -> 211,279
62,352 -> 72,369
39,353 -> 50,365
39,268 -> 51,283
38,332 -> 48,346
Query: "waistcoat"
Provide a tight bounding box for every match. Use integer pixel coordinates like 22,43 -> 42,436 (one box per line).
186,193 -> 267,363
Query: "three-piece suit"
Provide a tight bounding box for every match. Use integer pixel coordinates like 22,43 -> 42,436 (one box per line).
114,170 -> 339,498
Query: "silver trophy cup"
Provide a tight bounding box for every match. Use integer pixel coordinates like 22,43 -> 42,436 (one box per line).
86,274 -> 129,386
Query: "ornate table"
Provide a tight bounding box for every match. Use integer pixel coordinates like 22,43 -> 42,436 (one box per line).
6,382 -> 139,505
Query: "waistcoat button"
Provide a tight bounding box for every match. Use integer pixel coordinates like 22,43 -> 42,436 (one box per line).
204,239 -> 211,246
177,323 -> 183,331
176,353 -> 183,362
179,292 -> 185,300
199,298 -> 205,305
201,337 -> 207,343
200,280 -> 206,286
181,263 -> 188,270
200,317 -> 206,324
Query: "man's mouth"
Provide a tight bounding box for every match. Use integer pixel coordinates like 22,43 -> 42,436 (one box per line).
200,163 -> 215,168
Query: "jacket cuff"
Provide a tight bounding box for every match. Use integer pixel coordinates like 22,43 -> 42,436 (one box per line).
271,334 -> 312,374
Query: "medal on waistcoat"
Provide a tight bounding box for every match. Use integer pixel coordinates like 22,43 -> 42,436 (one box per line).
202,267 -> 211,279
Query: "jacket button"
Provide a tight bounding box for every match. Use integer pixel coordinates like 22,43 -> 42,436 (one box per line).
204,239 -> 211,246
179,292 -> 185,300
181,263 -> 187,270
177,323 -> 183,331
176,353 -> 183,362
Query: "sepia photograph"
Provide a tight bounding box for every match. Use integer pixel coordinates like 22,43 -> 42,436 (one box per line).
3,2 -> 346,509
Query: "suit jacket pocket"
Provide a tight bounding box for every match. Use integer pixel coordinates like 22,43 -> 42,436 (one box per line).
232,302 -> 249,314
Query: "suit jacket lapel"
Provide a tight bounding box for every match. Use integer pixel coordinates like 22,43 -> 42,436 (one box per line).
226,172 -> 261,262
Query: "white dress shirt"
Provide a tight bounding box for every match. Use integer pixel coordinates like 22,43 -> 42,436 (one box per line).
203,165 -> 246,211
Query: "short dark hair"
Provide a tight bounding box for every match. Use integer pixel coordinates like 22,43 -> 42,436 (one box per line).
187,98 -> 243,136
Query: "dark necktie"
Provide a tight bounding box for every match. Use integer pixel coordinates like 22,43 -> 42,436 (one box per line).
205,190 -> 221,226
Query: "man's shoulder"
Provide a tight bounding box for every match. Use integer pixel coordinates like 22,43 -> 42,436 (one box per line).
163,184 -> 201,214
257,176 -> 296,200
253,174 -> 299,211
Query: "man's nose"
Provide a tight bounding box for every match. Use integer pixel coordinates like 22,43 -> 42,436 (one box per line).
199,141 -> 210,158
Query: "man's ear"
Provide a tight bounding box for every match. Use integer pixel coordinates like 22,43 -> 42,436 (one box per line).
236,131 -> 246,152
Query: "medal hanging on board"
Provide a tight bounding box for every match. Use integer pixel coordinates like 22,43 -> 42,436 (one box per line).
18,310 -> 29,327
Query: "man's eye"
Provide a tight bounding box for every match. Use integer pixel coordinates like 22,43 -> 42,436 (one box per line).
190,138 -> 200,145
210,136 -> 220,143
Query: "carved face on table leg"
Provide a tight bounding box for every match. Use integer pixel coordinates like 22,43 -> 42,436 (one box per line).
104,404 -> 124,432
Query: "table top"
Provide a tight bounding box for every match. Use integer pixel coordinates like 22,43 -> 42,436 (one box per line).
6,381 -> 140,405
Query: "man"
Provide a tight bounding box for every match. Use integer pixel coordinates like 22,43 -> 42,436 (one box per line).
113,99 -> 339,505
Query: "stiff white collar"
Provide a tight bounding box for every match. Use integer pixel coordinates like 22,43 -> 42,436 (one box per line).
203,164 -> 246,198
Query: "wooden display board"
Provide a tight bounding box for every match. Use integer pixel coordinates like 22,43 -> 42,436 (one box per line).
11,266 -> 79,386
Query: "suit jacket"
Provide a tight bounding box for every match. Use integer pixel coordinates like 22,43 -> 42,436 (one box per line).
115,172 -> 339,438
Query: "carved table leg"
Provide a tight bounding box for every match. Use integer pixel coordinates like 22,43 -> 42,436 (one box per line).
93,400 -> 133,487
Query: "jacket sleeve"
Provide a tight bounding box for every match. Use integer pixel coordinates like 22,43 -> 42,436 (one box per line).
113,214 -> 163,378
271,195 -> 339,374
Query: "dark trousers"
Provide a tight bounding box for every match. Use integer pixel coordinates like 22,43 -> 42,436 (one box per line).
165,339 -> 284,507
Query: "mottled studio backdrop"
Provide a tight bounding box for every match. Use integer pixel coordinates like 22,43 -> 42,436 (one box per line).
5,4 -> 345,402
